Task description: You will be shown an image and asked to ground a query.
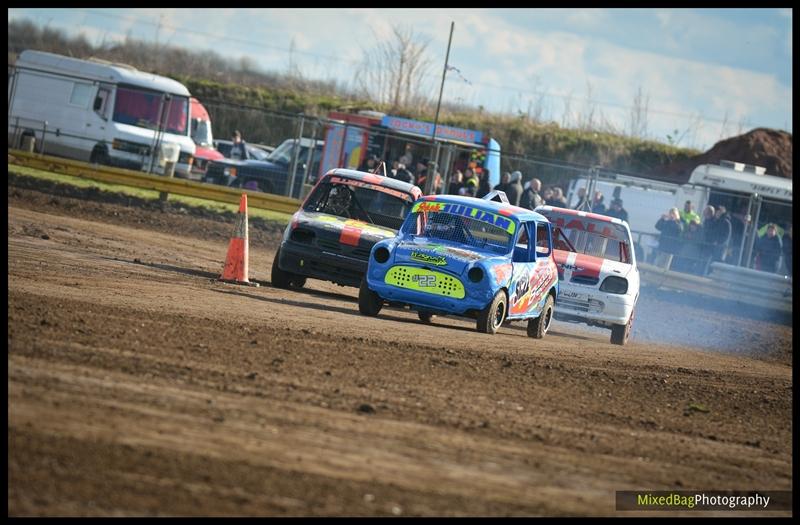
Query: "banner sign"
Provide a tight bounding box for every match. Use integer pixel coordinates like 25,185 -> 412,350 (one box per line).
380,115 -> 483,144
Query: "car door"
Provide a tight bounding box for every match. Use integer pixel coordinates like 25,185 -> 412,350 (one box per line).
508,221 -> 537,317
508,221 -> 556,318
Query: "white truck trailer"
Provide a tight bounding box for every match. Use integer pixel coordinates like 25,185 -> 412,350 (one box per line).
8,50 -> 196,177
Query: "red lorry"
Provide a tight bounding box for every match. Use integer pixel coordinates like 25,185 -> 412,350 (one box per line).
188,97 -> 224,180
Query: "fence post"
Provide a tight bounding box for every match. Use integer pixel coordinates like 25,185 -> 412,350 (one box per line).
40,121 -> 48,154
301,119 -> 317,197
744,195 -> 762,268
287,114 -> 305,198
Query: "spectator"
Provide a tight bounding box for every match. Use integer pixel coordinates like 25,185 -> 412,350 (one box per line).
230,130 -> 248,160
477,168 -> 492,198
547,187 -> 568,208
390,161 -> 414,184
358,154 -> 380,173
460,168 -> 479,197
415,159 -> 430,190
606,198 -> 629,223
673,218 -> 704,274
448,169 -> 464,195
679,200 -> 701,226
398,144 -> 414,170
505,171 -> 524,206
709,205 -> 732,265
782,223 -> 792,276
655,207 -> 684,264
520,178 -> 544,210
591,191 -> 606,214
389,159 -> 400,177
573,187 -> 590,210
699,205 -> 716,275
753,223 -> 783,273
542,187 -> 554,204
494,172 -> 511,194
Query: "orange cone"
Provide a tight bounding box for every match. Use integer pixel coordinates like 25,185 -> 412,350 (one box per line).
219,194 -> 259,287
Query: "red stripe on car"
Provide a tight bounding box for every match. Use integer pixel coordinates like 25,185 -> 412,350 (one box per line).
572,253 -> 604,279
340,225 -> 363,246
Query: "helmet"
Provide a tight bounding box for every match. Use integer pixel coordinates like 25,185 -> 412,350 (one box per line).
326,185 -> 352,216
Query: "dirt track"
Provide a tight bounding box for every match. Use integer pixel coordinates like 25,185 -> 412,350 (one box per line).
7,182 -> 793,516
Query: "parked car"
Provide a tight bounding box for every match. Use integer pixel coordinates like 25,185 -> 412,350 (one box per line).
359,193 -> 560,337
204,138 -> 323,198
211,139 -> 271,161
535,205 -> 640,345
272,168 -> 422,289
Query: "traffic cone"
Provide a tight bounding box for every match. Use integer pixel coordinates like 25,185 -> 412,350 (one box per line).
219,194 -> 259,287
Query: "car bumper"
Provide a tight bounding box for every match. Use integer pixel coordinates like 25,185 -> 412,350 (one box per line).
554,285 -> 636,326
366,263 -> 492,316
279,240 -> 366,287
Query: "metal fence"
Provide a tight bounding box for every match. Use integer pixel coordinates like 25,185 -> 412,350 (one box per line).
8,89 -> 792,279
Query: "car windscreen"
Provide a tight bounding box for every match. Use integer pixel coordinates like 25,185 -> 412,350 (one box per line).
304,180 -> 413,230
112,86 -> 189,135
248,146 -> 270,161
267,140 -> 295,164
400,202 -> 515,254
545,213 -> 631,263
191,118 -> 213,147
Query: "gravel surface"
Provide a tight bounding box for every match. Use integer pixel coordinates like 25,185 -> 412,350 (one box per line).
8,176 -> 793,516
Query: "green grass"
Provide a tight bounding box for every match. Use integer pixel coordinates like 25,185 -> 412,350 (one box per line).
7,163 -> 293,224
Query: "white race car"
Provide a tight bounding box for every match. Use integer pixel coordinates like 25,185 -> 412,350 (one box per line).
535,206 -> 639,345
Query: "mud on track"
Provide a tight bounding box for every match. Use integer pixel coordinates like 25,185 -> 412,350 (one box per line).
8,183 -> 793,516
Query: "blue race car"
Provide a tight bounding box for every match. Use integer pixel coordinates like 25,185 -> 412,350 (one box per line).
359,192 -> 560,337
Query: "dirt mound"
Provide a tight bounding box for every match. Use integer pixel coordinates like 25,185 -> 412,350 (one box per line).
651,128 -> 792,184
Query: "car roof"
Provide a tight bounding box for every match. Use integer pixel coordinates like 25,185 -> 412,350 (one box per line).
535,205 -> 629,228
326,168 -> 422,197
420,194 -> 549,223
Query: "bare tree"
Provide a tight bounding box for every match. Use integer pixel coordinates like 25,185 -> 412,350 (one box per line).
578,80 -> 597,131
355,26 -> 433,110
629,85 -> 650,139
561,90 -> 574,128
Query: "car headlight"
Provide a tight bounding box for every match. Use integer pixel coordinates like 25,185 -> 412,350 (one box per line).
373,246 -> 390,264
223,167 -> 237,178
599,276 -> 628,294
467,266 -> 484,283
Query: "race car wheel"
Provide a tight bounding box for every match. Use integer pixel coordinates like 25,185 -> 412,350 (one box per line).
610,310 -> 634,346
358,278 -> 382,317
418,312 -> 434,324
270,249 -> 294,289
291,276 -> 307,288
527,294 -> 554,339
477,290 -> 507,334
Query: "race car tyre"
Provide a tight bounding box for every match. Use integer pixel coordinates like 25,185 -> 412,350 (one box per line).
610,310 -> 634,346
290,276 -> 307,288
477,290 -> 507,334
358,278 -> 382,316
418,312 -> 434,324
527,294 -> 554,339
270,249 -> 294,289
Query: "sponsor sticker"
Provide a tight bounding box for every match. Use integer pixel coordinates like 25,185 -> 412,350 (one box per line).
411,251 -> 447,266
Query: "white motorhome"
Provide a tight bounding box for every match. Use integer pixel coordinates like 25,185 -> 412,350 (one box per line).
8,50 -> 196,177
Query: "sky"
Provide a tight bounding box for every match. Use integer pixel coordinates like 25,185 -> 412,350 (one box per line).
8,8 -> 793,151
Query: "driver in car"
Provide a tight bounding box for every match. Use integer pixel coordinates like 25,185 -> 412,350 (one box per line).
325,185 -> 352,217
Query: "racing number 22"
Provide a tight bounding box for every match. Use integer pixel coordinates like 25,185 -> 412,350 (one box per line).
413,274 -> 437,287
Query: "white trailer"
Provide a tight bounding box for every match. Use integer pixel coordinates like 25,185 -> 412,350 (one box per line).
8,50 -> 196,177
